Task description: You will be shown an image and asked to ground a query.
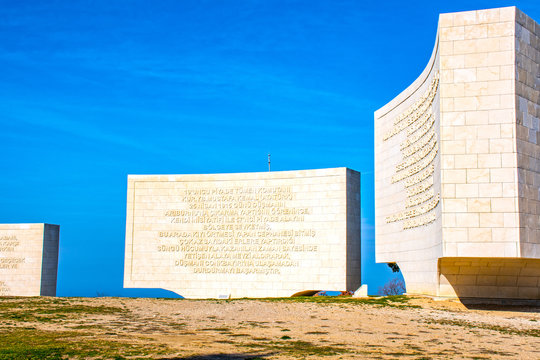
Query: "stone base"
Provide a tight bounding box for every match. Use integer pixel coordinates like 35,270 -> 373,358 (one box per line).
353,284 -> 368,297
439,257 -> 540,300
395,257 -> 540,301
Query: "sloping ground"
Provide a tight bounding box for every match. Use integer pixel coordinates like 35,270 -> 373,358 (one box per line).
0,296 -> 539,359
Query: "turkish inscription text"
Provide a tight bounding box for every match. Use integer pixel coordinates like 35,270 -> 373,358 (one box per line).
384,73 -> 440,229
144,184 -> 319,275
0,234 -> 25,270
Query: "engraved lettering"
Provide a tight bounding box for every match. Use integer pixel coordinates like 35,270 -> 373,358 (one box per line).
384,73 -> 441,229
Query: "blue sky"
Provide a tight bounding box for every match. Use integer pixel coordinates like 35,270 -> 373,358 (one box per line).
1,0 -> 539,297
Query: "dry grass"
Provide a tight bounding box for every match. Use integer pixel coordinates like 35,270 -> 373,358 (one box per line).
0,296 -> 539,359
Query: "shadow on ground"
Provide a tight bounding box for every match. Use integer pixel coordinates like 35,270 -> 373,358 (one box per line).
462,303 -> 540,313
159,353 -> 275,360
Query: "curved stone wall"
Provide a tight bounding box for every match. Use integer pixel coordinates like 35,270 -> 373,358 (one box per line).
375,7 -> 540,300
375,33 -> 442,295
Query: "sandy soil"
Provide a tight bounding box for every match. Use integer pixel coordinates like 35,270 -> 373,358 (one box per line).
5,296 -> 540,359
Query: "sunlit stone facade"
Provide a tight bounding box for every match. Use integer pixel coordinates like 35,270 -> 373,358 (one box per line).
375,7 -> 540,300
124,168 -> 361,298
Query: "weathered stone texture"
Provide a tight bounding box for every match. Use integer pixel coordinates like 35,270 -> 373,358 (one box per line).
124,168 -> 361,298
439,7 -> 520,258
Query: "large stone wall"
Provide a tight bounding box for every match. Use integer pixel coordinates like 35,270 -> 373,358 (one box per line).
124,168 -> 361,298
374,26 -> 443,295
0,224 -> 59,296
375,7 -> 540,300
438,7 -> 520,259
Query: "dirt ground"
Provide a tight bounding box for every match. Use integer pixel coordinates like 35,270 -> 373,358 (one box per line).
1,295 -> 540,359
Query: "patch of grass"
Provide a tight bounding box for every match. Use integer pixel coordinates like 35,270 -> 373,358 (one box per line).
0,298 -> 126,324
0,328 -> 172,359
0,297 -> 70,310
273,340 -> 349,356
200,327 -> 232,333
68,324 -> 103,330
241,342 -> 267,349
280,335 -> 291,340
305,331 -> 329,335
424,318 -> 540,337
405,344 -> 424,352
241,321 -> 270,328
477,348 -> 515,356
386,352 -> 418,356
243,295 -> 420,309
0,303 -> 22,312
424,338 -> 443,345
215,339 -> 235,344
166,322 -> 186,328
240,339 -> 350,356
45,304 -> 123,315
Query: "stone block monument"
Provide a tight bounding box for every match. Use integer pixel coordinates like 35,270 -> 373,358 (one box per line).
0,223 -> 59,296
375,7 -> 540,300
124,168 -> 361,298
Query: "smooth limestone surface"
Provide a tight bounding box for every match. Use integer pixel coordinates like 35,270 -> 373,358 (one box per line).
124,167 -> 361,298
375,6 -> 540,300
0,223 -> 59,296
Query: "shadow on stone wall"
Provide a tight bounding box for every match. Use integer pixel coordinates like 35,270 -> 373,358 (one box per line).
438,257 -> 540,301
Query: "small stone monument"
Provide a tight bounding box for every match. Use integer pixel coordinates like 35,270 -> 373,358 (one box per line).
0,224 -> 59,296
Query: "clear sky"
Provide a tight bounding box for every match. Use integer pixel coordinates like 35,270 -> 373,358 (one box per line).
1,0 -> 539,297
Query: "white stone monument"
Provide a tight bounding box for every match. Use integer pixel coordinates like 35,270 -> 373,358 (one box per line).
124,168 -> 361,298
375,7 -> 540,300
0,223 -> 59,296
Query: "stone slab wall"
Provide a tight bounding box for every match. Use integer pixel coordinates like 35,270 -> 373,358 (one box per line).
0,224 -> 59,296
515,9 -> 540,258
439,7 -> 521,257
124,168 -> 361,298
374,30 -> 443,295
375,6 -> 540,300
